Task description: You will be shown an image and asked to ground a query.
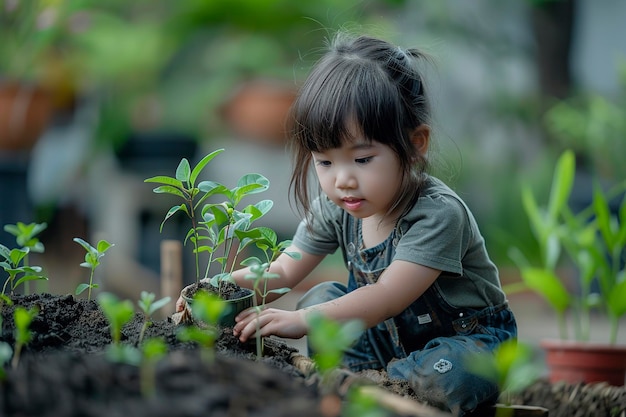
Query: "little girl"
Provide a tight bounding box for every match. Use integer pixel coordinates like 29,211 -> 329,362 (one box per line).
178,33 -> 517,416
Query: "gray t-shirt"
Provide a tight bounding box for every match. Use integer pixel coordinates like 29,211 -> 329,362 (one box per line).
293,175 -> 507,308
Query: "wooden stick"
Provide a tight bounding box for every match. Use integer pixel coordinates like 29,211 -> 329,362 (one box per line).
160,240 -> 183,316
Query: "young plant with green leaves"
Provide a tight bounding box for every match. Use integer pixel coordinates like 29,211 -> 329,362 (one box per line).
0,243 -> 46,300
177,291 -> 226,363
241,232 -> 299,359
464,339 -> 542,414
137,291 -> 171,345
509,149 -> 626,343
97,292 -> 139,364
73,238 -> 114,301
199,172 -> 272,295
145,148 -> 275,301
11,306 -> 38,368
144,149 -> 225,285
139,337 -> 168,398
4,222 -> 47,294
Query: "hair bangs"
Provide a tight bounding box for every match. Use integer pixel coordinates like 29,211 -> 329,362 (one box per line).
291,56 -> 403,152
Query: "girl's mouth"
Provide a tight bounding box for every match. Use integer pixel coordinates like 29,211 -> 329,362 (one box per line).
342,198 -> 364,210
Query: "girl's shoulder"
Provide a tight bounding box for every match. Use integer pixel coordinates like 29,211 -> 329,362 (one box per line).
402,175 -> 471,225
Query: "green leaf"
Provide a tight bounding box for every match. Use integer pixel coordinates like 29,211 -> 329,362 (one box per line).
175,158 -> 191,184
607,273 -> 626,318
190,149 -> 224,186
151,185 -> 185,198
96,240 -> 114,253
520,267 -> 571,313
73,237 -> 96,254
144,175 -> 182,188
547,150 -> 575,220
75,283 -> 91,295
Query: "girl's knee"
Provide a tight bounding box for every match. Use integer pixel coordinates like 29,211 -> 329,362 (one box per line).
387,338 -> 499,415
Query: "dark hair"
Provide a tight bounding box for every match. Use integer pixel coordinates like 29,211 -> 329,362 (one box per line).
289,33 -> 432,220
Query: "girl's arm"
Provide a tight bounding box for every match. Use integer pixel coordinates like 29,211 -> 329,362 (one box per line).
233,259 -> 441,341
231,244 -> 326,303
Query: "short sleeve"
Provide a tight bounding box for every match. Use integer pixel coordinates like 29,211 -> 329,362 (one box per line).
292,196 -> 342,256
393,193 -> 471,275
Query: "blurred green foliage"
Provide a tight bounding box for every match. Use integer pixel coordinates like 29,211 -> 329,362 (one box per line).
1,0 -> 407,147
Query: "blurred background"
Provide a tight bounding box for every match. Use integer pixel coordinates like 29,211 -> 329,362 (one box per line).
1,0 -> 625,340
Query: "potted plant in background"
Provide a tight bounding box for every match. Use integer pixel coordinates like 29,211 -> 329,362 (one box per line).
509,149 -> 626,386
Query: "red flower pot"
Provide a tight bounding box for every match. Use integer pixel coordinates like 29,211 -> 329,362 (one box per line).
541,339 -> 626,386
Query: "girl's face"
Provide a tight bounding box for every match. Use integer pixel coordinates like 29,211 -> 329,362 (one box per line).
312,137 -> 403,221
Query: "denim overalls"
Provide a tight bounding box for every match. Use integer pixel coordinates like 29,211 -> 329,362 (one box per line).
297,217 -> 517,415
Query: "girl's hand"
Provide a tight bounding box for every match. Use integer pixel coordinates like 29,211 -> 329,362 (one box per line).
233,308 -> 308,342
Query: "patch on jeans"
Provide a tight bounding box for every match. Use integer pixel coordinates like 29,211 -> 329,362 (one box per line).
433,359 -> 453,374
417,314 -> 432,324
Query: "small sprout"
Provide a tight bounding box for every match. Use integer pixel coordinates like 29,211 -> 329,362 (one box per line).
307,313 -> 364,377
97,292 -> 134,345
74,238 -> 114,300
0,244 -> 47,298
464,339 -> 542,405
4,222 -> 47,254
140,337 -> 168,398
11,306 -> 39,368
177,291 -> 226,363
3,222 -> 47,294
242,257 -> 291,360
137,291 -> 171,344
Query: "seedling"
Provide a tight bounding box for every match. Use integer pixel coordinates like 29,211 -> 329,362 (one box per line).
140,337 -> 168,398
97,292 -> 139,364
0,244 -> 46,300
3,222 -> 47,294
137,291 -> 171,344
144,149 -> 225,285
307,313 -> 364,379
11,306 -> 38,368
464,339 -> 542,414
145,149 -> 274,301
177,291 -> 226,363
74,238 -> 114,301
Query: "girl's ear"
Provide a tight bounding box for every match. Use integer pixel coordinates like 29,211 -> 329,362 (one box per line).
410,125 -> 430,156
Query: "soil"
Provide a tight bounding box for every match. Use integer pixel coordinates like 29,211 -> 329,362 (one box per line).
0,292 -> 624,417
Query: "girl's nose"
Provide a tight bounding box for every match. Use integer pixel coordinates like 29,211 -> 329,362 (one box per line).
335,168 -> 357,189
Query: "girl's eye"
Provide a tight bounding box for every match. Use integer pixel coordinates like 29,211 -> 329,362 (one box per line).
316,160 -> 331,167
355,156 -> 373,164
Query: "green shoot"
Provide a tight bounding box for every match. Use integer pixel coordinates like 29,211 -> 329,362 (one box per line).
3,222 -> 47,294
140,337 -> 168,398
11,306 -> 39,368
73,238 -> 114,301
177,291 -> 226,363
0,244 -> 46,299
97,292 -> 134,343
137,291 -> 171,345
307,313 -> 364,378
144,149 -> 225,284
464,340 -> 542,409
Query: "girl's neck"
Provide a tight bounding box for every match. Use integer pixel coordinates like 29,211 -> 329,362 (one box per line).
360,215 -> 397,249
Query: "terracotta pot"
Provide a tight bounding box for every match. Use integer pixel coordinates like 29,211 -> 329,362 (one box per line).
0,83 -> 53,151
181,283 -> 254,327
220,79 -> 296,145
541,339 -> 626,386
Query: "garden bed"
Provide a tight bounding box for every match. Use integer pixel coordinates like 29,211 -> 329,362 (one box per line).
0,293 -> 624,417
